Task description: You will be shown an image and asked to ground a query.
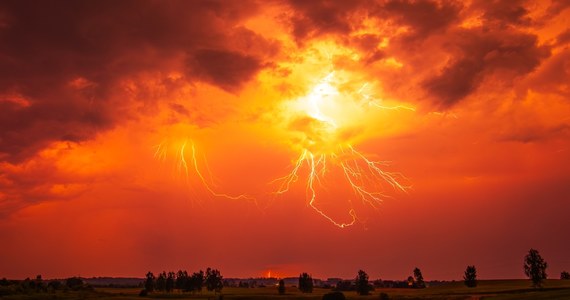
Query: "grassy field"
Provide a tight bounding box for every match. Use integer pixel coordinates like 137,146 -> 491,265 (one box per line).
2,280 -> 570,300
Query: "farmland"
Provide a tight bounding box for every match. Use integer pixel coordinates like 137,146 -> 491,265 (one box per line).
3,279 -> 570,300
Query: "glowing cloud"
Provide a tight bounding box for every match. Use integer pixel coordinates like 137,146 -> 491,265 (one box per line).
274,70 -> 411,228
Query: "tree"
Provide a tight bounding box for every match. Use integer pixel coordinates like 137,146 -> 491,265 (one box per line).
407,276 -> 415,287
187,270 -> 204,293
65,277 -> 84,290
524,248 -> 548,287
205,268 -> 223,294
175,270 -> 188,291
298,273 -> 313,293
34,275 -> 45,292
144,272 -> 155,293
278,279 -> 285,295
413,268 -> 425,288
156,272 -> 167,292
561,271 -> 570,280
355,270 -> 370,295
21,278 -> 32,292
165,272 -> 175,293
0,278 -> 9,286
463,265 -> 477,288
334,280 -> 353,291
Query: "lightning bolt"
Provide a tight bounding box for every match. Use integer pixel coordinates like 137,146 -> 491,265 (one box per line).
274,145 -> 408,228
188,142 -> 251,200
155,139 -> 252,201
273,71 -> 411,228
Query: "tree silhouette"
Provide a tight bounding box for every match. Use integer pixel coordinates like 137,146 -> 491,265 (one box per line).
144,272 -> 155,292
413,267 -> 425,288
278,279 -> 285,295
298,273 -> 313,293
463,265 -> 477,288
524,248 -> 548,287
205,268 -> 223,294
188,270 -> 204,293
175,270 -> 187,291
561,271 -> 570,280
34,275 -> 45,292
355,269 -> 370,295
407,276 -> 415,287
65,277 -> 83,290
156,272 -> 167,292
165,272 -> 175,293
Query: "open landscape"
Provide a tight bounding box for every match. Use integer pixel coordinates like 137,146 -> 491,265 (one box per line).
1,1 -> 569,300
3,280 -> 570,300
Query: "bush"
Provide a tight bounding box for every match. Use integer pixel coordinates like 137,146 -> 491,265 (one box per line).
47,280 -> 62,291
278,279 -> 285,295
65,277 -> 84,290
334,280 -> 354,291
379,292 -> 390,300
322,291 -> 346,300
0,286 -> 17,296
139,289 -> 148,297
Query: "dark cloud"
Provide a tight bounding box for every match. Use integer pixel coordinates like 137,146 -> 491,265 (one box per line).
545,0 -> 570,19
186,49 -> 263,93
525,48 -> 570,97
378,0 -> 462,37
555,29 -> 570,46
348,34 -> 386,65
284,0 -> 367,42
168,103 -> 190,116
497,123 -> 570,143
474,0 -> 532,28
0,0 -> 276,162
0,143 -> 92,216
284,0 -> 462,44
423,29 -> 549,107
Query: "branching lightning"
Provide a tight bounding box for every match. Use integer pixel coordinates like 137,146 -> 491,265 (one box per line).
154,139 -> 252,201
274,71 -> 411,228
153,66 -> 410,228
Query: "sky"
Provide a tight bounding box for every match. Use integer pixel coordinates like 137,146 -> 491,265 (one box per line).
1,0 -> 569,281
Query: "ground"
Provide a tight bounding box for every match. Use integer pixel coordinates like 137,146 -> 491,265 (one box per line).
2,280 -> 570,300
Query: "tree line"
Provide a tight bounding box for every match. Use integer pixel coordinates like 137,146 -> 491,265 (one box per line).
291,248 -> 563,299
141,268 -> 222,296
0,248 -> 567,298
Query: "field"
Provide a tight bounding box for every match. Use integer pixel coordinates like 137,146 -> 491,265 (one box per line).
2,280 -> 570,300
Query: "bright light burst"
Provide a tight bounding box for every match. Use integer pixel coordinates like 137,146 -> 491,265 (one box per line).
274,71 -> 411,228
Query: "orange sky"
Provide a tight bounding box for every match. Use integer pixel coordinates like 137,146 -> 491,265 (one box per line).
1,0 -> 570,280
